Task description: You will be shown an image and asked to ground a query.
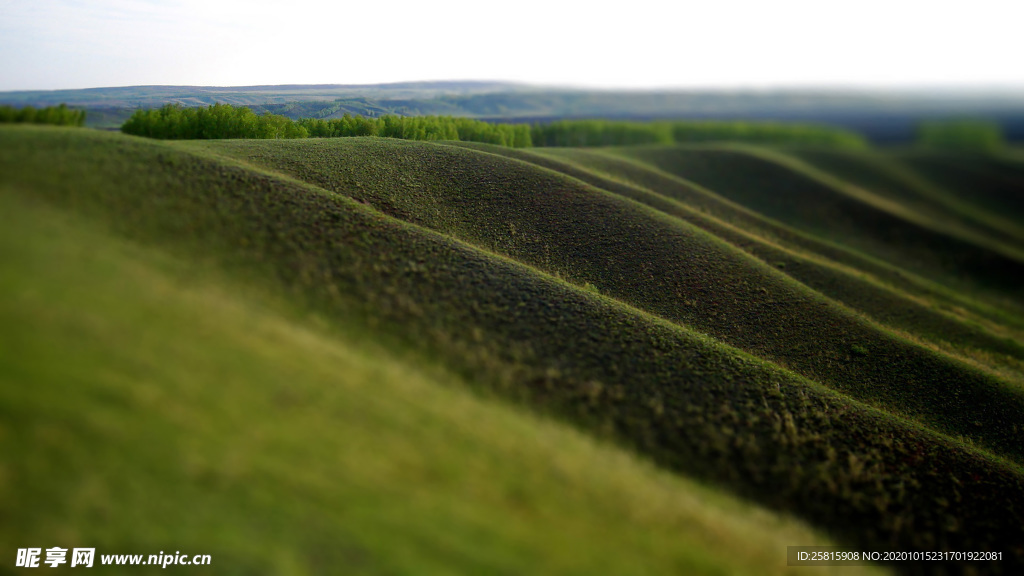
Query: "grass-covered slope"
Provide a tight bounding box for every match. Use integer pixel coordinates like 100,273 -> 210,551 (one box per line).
194,137 -> 1024,465
3,126 -> 1024,574
445,143 -> 1024,381
897,153 -> 1024,227
1,188 -> 855,575
488,144 -> 1024,333
614,145 -> 1024,308
791,149 -> 1024,252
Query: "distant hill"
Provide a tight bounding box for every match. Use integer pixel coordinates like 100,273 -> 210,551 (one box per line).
0,80 -> 524,107
2,82 -> 1024,142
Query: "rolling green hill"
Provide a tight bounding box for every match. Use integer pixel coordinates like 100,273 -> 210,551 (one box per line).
2,125 -> 1023,574
609,145 -> 1024,306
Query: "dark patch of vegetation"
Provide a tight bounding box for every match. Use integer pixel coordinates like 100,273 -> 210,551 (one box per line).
0,103 -> 85,126
534,146 -> 1024,331
899,153 -> 1024,229
668,121 -> 869,148
615,145 -> 1024,308
530,119 -> 674,146
917,120 -> 1005,152
792,149 -> 1024,253
447,142 -> 1024,378
529,119 -> 867,149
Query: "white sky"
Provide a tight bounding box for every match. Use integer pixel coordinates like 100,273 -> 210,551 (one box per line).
1,0 -> 1022,91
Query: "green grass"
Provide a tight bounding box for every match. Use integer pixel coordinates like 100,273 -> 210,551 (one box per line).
191,137 -> 1024,465
1,190 -> 868,575
476,143 -> 1024,330
445,142 -> 1024,382
3,125 -> 1024,573
609,145 -> 1024,309
791,149 -> 1024,250
897,152 -> 1024,227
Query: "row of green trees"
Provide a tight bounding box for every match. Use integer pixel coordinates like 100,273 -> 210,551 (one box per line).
120,103 -> 873,149
0,104 -> 86,126
531,119 -> 869,149
121,104 -> 307,139
6,102 -> 1008,153
670,121 -> 868,149
532,120 -> 672,147
297,115 -> 532,147
122,104 -> 532,146
916,120 -> 1005,152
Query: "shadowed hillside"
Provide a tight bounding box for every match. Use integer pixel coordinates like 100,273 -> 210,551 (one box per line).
443,143 -> 1024,381
2,126 -> 1023,574
496,145 -> 1024,333
612,145 -> 1024,311
791,149 -> 1024,251
195,137 -> 1024,465
897,153 -> 1024,226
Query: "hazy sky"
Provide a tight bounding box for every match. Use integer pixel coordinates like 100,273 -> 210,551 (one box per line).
1,0 -> 1022,91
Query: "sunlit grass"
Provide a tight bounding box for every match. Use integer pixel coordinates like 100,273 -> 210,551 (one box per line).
0,190 -> 873,575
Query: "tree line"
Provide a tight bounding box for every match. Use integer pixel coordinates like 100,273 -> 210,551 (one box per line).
5,102 -> 1008,153
120,103 -> 871,149
121,103 -> 307,139
297,115 -> 532,147
531,119 -> 869,149
0,104 -> 86,127
916,120 -> 1004,152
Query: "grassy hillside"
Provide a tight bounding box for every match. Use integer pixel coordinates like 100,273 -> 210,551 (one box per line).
791,149 -> 1024,250
897,153 -> 1024,226
445,143 -> 1024,380
195,137 -> 1024,464
3,126 -> 1023,574
611,145 -> 1024,308
1,187 -> 858,575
